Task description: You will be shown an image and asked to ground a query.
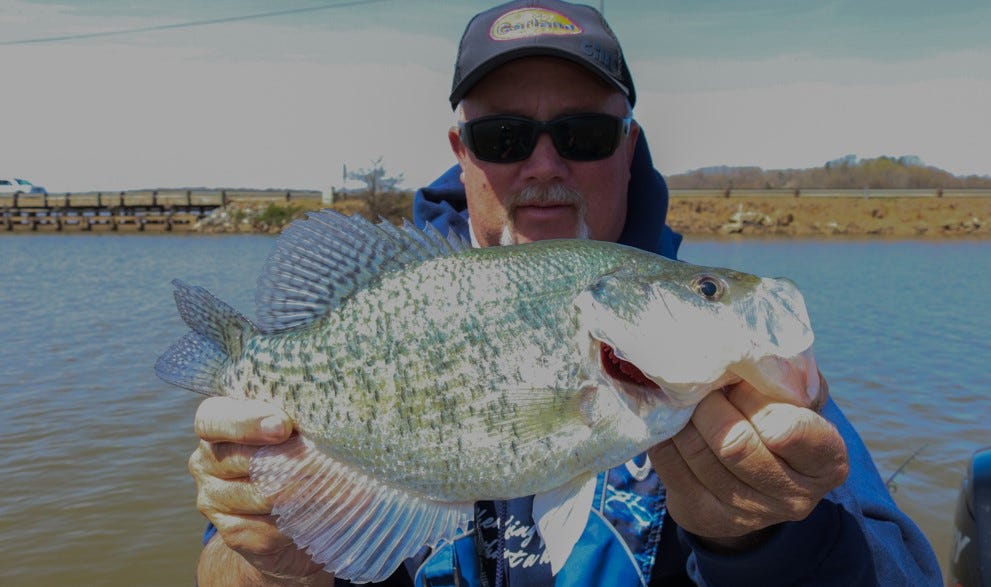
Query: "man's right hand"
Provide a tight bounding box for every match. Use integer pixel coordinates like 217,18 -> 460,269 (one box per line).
190,397 -> 332,585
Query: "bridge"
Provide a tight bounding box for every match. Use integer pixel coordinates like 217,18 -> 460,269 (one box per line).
1,188 -> 321,231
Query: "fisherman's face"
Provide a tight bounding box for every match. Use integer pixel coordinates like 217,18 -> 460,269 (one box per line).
450,57 -> 639,247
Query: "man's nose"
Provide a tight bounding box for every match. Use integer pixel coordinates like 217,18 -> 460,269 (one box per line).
521,132 -> 568,181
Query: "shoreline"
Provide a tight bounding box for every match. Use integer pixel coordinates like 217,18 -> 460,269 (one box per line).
2,195 -> 987,238
667,196 -> 989,238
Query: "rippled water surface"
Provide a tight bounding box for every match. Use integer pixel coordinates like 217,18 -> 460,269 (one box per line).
680,237 -> 991,580
1,234 -> 988,585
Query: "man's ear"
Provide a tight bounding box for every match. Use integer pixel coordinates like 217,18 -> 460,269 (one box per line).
449,127 -> 468,161
625,121 -> 641,163
449,128 -> 470,185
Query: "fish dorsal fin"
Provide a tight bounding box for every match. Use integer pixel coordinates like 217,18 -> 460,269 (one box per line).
533,474 -> 597,575
250,436 -> 473,583
255,211 -> 469,333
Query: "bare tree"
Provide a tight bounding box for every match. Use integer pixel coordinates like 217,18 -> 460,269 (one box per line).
346,157 -> 407,219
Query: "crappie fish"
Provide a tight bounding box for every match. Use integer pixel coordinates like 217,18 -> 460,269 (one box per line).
156,210 -> 819,582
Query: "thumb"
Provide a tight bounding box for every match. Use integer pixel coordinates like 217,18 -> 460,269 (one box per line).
195,397 -> 293,445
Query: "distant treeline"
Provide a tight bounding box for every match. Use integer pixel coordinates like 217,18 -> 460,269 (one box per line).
666,155 -> 991,190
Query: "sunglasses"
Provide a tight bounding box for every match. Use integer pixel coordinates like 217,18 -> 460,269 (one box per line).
458,113 -> 632,163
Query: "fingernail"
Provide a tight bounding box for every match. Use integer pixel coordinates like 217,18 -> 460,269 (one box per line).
260,415 -> 285,438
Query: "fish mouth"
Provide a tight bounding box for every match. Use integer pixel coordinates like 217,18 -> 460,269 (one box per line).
600,342 -> 659,389
597,341 -> 673,408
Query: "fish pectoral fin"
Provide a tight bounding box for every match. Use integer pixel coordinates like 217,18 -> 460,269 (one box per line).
533,474 -> 597,575
249,436 -> 472,583
461,386 -> 587,450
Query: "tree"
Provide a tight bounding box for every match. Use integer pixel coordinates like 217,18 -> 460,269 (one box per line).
664,155 -> 991,190
346,157 -> 407,219
347,156 -> 404,195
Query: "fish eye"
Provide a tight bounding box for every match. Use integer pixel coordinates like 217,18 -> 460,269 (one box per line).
692,275 -> 725,301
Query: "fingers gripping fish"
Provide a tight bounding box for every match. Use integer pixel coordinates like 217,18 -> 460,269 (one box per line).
156,211 -> 819,583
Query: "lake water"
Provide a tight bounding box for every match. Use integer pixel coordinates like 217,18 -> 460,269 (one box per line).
1,233 -> 988,585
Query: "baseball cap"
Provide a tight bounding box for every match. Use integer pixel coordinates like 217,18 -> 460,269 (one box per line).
450,0 -> 636,109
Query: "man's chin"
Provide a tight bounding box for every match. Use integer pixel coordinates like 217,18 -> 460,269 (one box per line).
500,216 -> 591,245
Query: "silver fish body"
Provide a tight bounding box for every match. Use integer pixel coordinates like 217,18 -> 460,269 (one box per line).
156,211 -> 818,582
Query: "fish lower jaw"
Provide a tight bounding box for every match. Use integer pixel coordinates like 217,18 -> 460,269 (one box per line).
659,378 -> 740,409
593,339 -> 748,410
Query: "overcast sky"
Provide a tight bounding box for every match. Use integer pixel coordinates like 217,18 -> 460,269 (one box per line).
3,0 -> 989,192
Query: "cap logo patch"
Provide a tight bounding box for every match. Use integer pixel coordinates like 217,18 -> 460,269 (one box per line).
490,8 -> 582,41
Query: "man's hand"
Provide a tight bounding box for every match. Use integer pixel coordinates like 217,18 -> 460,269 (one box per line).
189,397 -> 331,585
648,379 -> 849,552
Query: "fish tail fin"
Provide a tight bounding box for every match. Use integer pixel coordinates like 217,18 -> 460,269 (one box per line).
155,279 -> 255,395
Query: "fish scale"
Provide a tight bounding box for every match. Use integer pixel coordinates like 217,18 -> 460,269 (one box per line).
156,210 -> 818,582
237,248 -> 589,495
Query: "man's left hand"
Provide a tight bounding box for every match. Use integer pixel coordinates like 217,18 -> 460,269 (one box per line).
648,379 -> 849,551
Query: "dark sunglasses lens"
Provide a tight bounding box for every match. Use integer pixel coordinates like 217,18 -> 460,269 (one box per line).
464,114 -> 625,162
551,115 -> 622,161
467,118 -> 535,162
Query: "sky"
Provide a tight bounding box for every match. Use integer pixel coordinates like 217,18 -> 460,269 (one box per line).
2,0 -> 990,193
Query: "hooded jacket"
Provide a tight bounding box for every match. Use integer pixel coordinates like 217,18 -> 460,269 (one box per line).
400,132 -> 941,586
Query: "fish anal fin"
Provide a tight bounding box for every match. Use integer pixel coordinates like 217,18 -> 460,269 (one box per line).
533,474 -> 597,575
249,436 -> 472,583
153,331 -> 225,395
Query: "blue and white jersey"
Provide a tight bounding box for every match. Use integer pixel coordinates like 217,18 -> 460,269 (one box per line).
416,455 -> 666,587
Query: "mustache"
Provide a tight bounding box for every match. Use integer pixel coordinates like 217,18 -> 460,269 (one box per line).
500,183 -> 590,245
509,184 -> 584,209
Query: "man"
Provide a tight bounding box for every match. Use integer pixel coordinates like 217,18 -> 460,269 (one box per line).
189,1 -> 941,585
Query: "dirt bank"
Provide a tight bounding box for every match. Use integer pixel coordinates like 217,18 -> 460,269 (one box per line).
667,196 -> 989,238
80,194 -> 984,238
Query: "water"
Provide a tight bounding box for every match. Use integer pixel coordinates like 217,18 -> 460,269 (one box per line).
678,238 -> 991,578
1,234 -> 988,585
0,234 -> 273,586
